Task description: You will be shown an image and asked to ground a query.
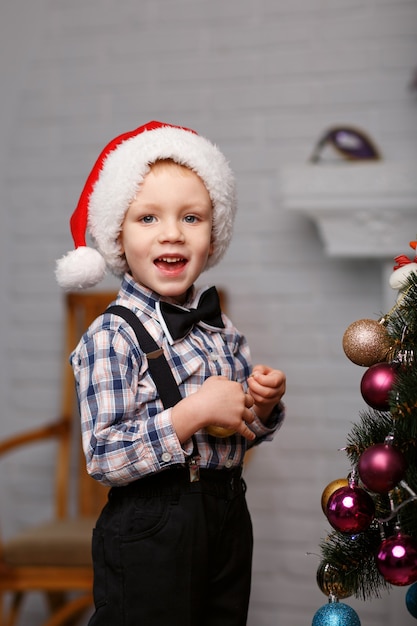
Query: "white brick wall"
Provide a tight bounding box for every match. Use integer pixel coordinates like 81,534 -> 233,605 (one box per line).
1,0 -> 416,623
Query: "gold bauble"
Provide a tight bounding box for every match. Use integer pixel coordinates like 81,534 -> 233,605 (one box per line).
206,425 -> 236,438
342,318 -> 393,366
316,561 -> 354,599
321,478 -> 349,514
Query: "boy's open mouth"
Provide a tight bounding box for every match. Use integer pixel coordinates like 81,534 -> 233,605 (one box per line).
154,256 -> 187,271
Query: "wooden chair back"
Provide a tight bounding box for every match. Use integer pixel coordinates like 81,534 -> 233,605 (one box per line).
0,290 -> 117,626
58,291 -> 118,520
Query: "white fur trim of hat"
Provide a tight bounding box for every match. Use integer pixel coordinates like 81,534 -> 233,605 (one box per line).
55,121 -> 237,290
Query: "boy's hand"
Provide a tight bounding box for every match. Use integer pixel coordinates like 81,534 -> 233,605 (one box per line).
200,376 -> 256,440
172,376 -> 256,442
247,365 -> 286,423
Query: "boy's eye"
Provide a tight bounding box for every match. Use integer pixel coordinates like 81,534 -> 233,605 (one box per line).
184,215 -> 198,224
141,215 -> 156,224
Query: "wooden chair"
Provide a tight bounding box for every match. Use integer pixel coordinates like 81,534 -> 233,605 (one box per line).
0,287 -> 232,625
0,291 -> 118,626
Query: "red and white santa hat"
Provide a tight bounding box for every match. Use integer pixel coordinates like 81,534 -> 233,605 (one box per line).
55,120 -> 237,290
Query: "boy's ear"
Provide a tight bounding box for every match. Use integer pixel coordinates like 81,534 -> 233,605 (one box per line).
117,231 -> 124,255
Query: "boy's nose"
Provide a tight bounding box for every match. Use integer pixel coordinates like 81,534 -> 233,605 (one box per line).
158,220 -> 185,242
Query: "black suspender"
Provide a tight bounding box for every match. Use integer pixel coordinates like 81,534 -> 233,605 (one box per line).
105,305 -> 201,480
106,305 -> 182,410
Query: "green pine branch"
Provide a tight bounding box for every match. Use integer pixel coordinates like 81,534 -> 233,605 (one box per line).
318,527 -> 391,601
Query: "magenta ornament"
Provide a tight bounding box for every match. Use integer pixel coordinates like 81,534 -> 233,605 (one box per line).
360,362 -> 397,411
358,443 -> 407,494
326,485 -> 375,534
376,533 -> 417,586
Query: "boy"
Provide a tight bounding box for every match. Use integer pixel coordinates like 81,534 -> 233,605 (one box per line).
56,121 -> 286,626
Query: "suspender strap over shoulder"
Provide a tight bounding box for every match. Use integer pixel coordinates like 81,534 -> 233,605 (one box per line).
106,305 -> 182,410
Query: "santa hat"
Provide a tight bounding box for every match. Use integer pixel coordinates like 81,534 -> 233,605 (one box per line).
55,120 -> 237,290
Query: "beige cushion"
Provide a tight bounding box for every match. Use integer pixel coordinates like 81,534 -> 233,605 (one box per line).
4,517 -> 96,567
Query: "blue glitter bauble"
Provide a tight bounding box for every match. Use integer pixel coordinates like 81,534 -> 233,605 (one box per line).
406,582 -> 417,619
312,602 -> 361,626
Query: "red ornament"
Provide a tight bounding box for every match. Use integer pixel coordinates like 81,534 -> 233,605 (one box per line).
358,443 -> 407,494
360,362 -> 397,411
326,484 -> 375,534
376,533 -> 417,586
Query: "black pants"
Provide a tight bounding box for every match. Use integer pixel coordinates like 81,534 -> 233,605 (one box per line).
88,467 -> 253,626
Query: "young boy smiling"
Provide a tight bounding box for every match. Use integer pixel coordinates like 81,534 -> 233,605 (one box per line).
56,121 -> 286,626
121,159 -> 213,304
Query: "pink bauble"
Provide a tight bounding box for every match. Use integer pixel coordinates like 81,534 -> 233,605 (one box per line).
358,443 -> 407,494
376,533 -> 417,586
326,485 -> 375,534
360,362 -> 397,411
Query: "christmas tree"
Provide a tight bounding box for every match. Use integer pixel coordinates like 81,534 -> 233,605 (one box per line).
312,243 -> 417,626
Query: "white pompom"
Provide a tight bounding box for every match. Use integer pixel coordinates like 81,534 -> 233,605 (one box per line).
389,263 -> 417,303
389,263 -> 417,290
55,246 -> 107,290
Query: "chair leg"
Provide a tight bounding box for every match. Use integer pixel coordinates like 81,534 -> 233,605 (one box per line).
0,592 -> 5,626
0,591 -> 25,626
42,593 -> 93,626
45,592 -> 67,613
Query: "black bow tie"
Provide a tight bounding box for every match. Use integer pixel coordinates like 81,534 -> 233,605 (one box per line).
158,286 -> 225,343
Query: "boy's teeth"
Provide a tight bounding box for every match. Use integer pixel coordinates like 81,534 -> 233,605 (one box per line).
160,257 -> 181,263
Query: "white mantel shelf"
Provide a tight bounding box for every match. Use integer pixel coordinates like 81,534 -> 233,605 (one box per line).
279,161 -> 417,258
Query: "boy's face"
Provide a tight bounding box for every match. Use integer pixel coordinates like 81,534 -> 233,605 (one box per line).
119,161 -> 214,303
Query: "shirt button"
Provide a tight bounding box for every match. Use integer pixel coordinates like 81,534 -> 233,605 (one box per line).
225,459 -> 233,468
161,452 -> 172,463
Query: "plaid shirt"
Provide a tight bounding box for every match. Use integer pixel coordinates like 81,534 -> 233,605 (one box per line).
71,274 -> 283,486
